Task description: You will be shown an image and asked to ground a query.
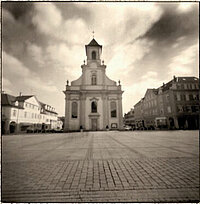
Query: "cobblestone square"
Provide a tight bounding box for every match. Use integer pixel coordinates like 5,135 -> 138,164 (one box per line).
2,130 -> 199,202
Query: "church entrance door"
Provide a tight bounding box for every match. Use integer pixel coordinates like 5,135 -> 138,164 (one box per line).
91,119 -> 97,131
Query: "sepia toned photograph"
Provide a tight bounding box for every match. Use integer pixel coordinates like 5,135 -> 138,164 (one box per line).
1,2 -> 199,202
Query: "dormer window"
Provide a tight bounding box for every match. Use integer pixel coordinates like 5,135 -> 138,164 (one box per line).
92,51 -> 96,60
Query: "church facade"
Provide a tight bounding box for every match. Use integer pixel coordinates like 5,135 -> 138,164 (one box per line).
63,38 -> 124,131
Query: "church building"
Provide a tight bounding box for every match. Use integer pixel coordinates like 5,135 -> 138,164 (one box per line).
63,38 -> 124,131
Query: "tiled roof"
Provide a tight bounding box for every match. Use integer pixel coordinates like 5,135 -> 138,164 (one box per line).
15,95 -> 33,102
159,77 -> 199,92
177,76 -> 199,82
145,88 -> 159,96
2,93 -> 16,106
87,38 -> 102,47
1,93 -> 23,109
161,80 -> 173,92
152,89 -> 159,95
39,101 -> 57,114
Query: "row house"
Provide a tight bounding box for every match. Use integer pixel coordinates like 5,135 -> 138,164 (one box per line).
134,76 -> 199,130
124,108 -> 135,128
1,93 -> 61,134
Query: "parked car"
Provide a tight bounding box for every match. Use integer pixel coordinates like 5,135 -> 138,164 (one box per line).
124,126 -> 132,131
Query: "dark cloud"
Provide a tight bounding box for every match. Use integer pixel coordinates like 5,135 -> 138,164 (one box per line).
2,5 -> 48,61
2,2 -> 33,21
142,3 -> 198,43
54,2 -> 92,23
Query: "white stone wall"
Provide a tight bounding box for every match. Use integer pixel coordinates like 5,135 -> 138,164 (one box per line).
64,39 -> 124,131
68,99 -> 80,130
2,96 -> 58,133
84,96 -> 103,130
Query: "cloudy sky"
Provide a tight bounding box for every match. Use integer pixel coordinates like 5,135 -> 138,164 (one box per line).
2,2 -> 199,116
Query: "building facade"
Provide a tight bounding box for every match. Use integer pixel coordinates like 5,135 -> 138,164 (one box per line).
124,108 -> 135,128
63,38 -> 124,131
1,93 -> 60,134
133,76 -> 199,130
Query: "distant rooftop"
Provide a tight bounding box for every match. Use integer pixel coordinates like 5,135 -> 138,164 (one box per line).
2,93 -> 57,114
2,93 -> 17,107
15,95 -> 33,102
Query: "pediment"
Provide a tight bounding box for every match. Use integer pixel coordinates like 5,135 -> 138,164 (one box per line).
89,97 -> 99,101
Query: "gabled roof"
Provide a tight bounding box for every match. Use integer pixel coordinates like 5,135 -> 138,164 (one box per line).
2,93 -> 16,106
1,93 -> 23,109
15,95 -> 33,102
86,38 -> 102,47
39,101 -> 58,115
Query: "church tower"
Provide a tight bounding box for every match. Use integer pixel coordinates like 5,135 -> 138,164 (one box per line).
63,38 -> 124,131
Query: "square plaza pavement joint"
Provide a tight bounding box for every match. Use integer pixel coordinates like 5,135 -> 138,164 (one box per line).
2,130 -> 199,202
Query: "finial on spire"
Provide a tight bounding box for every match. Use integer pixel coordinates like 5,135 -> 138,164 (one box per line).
92,30 -> 95,39
66,80 -> 69,86
118,80 -> 121,86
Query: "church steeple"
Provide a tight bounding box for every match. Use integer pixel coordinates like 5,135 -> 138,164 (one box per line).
85,38 -> 102,65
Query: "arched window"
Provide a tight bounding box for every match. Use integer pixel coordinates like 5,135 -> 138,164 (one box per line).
111,101 -> 117,117
91,74 -> 97,85
92,51 -> 96,60
91,101 -> 97,113
71,102 -> 78,118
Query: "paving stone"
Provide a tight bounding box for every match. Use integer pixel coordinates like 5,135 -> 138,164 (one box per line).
2,130 -> 199,202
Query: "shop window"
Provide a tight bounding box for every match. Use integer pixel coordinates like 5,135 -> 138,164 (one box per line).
91,101 -> 97,113
111,101 -> 117,117
71,102 -> 78,118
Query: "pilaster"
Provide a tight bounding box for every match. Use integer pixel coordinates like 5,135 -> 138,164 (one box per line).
102,94 -> 108,129
64,94 -> 70,131
80,93 -> 86,129
118,95 -> 123,130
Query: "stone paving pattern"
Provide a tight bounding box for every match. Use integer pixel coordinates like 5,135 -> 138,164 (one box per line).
2,131 -> 199,202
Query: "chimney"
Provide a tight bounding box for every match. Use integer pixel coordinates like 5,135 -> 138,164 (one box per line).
173,75 -> 176,82
19,92 -> 22,96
